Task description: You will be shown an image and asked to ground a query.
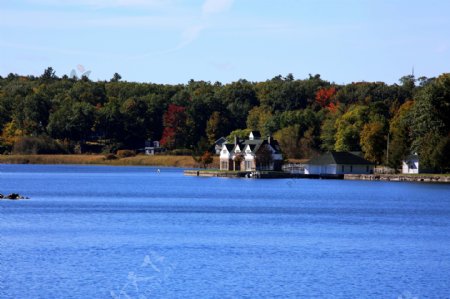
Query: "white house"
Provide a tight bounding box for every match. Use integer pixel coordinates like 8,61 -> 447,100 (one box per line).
220,131 -> 283,171
144,140 -> 165,155
214,137 -> 227,155
305,151 -> 374,175
219,143 -> 235,170
402,154 -> 419,174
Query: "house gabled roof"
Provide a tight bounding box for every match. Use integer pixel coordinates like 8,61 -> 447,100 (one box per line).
308,151 -> 374,165
223,140 -> 249,154
269,139 -> 282,154
404,153 -> 419,162
249,131 -> 261,138
222,144 -> 235,152
232,141 -> 245,153
243,139 -> 263,154
215,137 -> 227,145
242,138 -> 282,155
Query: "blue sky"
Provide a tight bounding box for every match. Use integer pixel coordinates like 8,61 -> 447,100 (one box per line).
1,0 -> 449,84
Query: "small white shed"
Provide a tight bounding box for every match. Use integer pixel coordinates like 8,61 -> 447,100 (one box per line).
402,154 -> 419,174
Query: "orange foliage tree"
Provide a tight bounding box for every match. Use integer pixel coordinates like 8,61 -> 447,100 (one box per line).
315,87 -> 336,108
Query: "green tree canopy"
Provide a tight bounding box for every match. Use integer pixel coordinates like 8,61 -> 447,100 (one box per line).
335,105 -> 369,151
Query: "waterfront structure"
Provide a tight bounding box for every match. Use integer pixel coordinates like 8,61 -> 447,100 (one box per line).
144,140 -> 165,155
305,151 -> 374,175
282,162 -> 307,174
402,154 -> 420,174
219,143 -> 236,170
219,131 -> 283,171
214,137 -> 227,155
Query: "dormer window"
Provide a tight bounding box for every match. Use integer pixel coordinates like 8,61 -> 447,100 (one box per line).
249,131 -> 261,140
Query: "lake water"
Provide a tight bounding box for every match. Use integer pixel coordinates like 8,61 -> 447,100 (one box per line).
0,164 -> 449,298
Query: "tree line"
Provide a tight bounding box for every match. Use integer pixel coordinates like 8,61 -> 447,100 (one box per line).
0,68 -> 449,172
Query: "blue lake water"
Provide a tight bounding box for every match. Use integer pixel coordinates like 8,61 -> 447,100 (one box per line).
0,164 -> 449,298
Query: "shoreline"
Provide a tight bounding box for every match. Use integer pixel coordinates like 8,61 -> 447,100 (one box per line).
185,170 -> 450,183
344,173 -> 450,183
1,155 -> 449,183
0,154 -> 219,168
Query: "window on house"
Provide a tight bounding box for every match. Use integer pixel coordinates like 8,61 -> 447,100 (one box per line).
366,166 -> 369,172
341,165 -> 344,172
350,165 -> 353,172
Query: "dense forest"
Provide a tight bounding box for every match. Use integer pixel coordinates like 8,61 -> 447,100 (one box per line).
0,68 -> 449,172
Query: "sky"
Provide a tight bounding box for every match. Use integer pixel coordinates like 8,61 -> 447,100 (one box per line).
1,0 -> 449,84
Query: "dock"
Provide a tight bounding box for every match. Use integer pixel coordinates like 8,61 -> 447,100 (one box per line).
184,170 -> 343,179
184,170 -> 450,183
344,174 -> 450,183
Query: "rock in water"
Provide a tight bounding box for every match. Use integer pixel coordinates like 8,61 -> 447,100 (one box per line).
7,193 -> 21,200
0,193 -> 28,200
3,193 -> 27,200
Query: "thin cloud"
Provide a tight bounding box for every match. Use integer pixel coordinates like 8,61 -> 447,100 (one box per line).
8,0 -> 238,59
129,24 -> 205,59
202,0 -> 234,15
178,24 -> 206,49
173,0 -> 234,50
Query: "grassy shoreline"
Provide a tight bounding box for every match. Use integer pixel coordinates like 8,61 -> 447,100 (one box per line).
0,154 -> 220,168
1,155 -> 449,178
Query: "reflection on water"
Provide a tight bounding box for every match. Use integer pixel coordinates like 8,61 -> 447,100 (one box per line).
1,164 -> 449,298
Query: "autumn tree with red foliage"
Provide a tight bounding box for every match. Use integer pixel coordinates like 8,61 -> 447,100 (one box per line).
315,87 -> 336,108
327,102 -> 339,113
160,104 -> 188,149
